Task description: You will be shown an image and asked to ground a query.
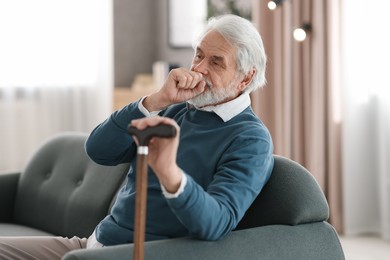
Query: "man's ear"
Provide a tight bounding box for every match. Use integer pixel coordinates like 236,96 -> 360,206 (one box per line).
238,68 -> 256,91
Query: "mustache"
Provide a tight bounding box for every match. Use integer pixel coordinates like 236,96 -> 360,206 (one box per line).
203,78 -> 213,88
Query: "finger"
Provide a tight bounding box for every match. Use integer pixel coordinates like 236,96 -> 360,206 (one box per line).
176,71 -> 203,89
176,74 -> 188,88
192,80 -> 206,95
188,72 -> 204,89
172,69 -> 190,88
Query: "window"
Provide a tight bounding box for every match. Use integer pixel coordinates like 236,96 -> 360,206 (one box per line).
0,0 -> 108,88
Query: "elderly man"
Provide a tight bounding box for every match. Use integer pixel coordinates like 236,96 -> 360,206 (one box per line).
0,14 -> 273,259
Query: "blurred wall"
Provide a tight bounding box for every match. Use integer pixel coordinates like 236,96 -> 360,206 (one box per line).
154,0 -> 194,70
114,0 -> 194,87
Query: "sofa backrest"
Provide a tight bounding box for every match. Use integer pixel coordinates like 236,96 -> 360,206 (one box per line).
236,155 -> 329,230
13,133 -> 129,238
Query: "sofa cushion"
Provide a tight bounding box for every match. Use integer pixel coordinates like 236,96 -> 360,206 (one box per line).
13,133 -> 129,238
0,223 -> 54,236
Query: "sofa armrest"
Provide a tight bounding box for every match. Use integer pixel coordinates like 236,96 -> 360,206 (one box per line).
63,222 -> 344,260
236,155 -> 329,230
0,172 -> 20,222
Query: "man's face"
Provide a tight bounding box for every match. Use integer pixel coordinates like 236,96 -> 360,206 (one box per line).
189,30 -> 244,107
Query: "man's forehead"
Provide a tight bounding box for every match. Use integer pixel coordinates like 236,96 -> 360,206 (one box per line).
196,31 -> 235,60
196,46 -> 225,59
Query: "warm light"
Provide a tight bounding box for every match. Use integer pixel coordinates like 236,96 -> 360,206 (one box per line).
293,24 -> 311,42
268,1 -> 277,10
293,28 -> 307,42
268,0 -> 286,10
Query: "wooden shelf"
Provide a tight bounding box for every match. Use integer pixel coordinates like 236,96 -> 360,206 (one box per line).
113,74 -> 157,111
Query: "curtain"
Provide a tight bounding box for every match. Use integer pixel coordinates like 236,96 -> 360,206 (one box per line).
0,0 -> 113,173
342,0 -> 390,239
251,0 -> 343,232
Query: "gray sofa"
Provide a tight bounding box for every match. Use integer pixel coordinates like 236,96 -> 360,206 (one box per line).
0,133 -> 344,259
0,133 -> 129,238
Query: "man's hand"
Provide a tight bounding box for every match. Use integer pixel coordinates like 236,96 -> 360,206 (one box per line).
143,68 -> 206,111
130,116 -> 182,193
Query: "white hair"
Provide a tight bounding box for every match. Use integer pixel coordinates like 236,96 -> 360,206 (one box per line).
193,14 -> 267,93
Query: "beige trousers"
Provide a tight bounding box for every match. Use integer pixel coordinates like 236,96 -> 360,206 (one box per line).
0,232 -> 102,260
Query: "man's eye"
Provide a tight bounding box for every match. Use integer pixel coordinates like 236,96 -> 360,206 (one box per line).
211,61 -> 222,67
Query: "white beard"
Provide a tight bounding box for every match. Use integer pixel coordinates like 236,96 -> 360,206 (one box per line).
188,78 -> 239,108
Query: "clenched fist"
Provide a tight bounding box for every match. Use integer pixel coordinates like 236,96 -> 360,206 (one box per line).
143,68 -> 206,112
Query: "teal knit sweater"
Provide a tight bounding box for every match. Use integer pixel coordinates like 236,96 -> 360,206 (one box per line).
85,100 -> 274,246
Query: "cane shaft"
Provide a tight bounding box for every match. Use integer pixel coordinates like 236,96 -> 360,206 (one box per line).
129,124 -> 177,260
133,152 -> 148,260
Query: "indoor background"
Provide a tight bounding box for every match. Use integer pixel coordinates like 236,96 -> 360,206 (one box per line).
0,0 -> 389,259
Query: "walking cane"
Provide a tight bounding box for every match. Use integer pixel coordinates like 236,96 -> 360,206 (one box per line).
128,123 -> 177,260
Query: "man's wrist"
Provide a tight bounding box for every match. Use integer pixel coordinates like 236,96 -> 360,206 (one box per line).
161,170 -> 187,199
160,166 -> 183,194
138,96 -> 161,117
143,93 -> 169,112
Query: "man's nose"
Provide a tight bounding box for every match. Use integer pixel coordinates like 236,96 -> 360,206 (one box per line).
192,60 -> 208,75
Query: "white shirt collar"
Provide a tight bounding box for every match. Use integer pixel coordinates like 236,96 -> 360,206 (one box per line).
189,93 -> 251,122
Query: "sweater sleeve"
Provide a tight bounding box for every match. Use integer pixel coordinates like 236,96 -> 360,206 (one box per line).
165,134 -> 274,241
85,100 -> 146,165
